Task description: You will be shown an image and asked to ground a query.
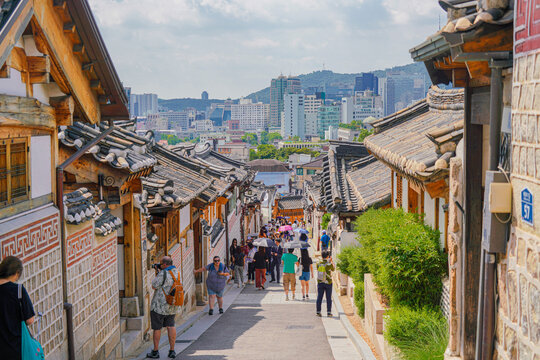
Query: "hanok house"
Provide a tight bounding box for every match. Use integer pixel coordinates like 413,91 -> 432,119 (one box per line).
58,122 -> 156,357
303,175 -> 325,243
317,140 -> 390,292
140,142 -> 226,313
409,1 -> 526,359
0,0 -> 134,358
273,194 -> 304,223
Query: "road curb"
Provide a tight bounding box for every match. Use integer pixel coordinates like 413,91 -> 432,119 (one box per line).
332,289 -> 377,360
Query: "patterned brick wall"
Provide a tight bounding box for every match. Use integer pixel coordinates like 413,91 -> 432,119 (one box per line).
66,224 -> 119,353
0,207 -> 64,357
494,37 -> 540,359
182,230 -> 195,310
207,231 -> 226,266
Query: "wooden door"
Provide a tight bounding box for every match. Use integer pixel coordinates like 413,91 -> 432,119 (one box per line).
408,184 -> 419,214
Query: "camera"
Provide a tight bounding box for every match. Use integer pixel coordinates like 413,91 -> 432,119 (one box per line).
152,263 -> 161,271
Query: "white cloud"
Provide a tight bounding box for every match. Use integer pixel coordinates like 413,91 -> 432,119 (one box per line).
88,0 -> 442,98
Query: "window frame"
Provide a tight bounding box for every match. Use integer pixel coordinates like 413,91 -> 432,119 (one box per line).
0,137 -> 30,207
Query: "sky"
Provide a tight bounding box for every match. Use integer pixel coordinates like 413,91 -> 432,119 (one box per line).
88,0 -> 445,100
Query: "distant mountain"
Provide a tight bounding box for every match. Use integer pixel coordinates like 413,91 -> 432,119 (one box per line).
158,98 -> 226,112
158,63 -> 430,111
246,63 -> 430,104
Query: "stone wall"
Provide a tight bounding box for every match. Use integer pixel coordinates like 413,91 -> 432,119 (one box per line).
0,205 -> 64,359
493,47 -> 540,359
66,223 -> 119,360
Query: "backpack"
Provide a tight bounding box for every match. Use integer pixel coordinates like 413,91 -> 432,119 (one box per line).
235,251 -> 245,266
317,262 -> 330,283
162,270 -> 184,306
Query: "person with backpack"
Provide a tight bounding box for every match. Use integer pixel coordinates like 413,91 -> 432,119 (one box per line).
319,230 -> 330,252
316,251 -> 335,317
233,247 -> 246,288
147,256 -> 184,359
0,256 -> 38,360
194,256 -> 230,315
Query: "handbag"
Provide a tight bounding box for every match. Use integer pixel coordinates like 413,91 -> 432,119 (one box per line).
18,284 -> 45,360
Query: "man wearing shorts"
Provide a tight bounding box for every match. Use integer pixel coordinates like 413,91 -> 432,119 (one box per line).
281,248 -> 299,301
147,256 -> 180,359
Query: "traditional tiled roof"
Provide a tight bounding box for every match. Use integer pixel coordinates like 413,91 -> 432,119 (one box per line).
304,176 -> 323,208
141,145 -> 222,209
59,121 -> 156,172
277,195 -> 304,210
247,159 -> 290,173
300,156 -> 325,169
319,141 -> 390,214
174,142 -> 254,184
364,86 -> 464,182
64,188 -> 121,236
438,0 -> 513,34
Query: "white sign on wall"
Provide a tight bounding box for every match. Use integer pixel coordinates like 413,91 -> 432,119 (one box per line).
180,205 -> 190,233
30,136 -> 52,199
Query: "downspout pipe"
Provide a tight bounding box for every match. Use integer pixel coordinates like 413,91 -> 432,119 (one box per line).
56,119 -> 115,360
477,60 -> 505,360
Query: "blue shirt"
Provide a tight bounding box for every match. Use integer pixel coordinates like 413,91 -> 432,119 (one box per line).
320,234 -> 330,247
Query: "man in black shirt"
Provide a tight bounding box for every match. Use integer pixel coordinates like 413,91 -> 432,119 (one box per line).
0,256 -> 36,360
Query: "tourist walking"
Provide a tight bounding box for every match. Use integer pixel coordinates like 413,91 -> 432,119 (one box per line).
233,247 -> 245,288
319,230 -> 330,252
269,239 -> 283,283
299,248 -> 313,300
281,248 -> 299,301
253,247 -> 268,290
0,256 -> 36,360
147,256 -> 182,359
194,256 -> 230,315
229,238 -> 239,281
316,251 -> 335,317
246,243 -> 256,284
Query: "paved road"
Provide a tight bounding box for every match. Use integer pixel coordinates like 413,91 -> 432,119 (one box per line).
177,271 -> 359,360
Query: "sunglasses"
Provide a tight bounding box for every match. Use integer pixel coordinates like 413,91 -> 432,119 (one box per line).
213,259 -> 220,262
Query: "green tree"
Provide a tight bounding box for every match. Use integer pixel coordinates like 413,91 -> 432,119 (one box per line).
268,132 -> 282,143
291,135 -> 301,141
356,129 -> 373,143
241,133 -> 258,146
249,149 -> 259,161
260,131 -> 269,144
256,144 -> 277,159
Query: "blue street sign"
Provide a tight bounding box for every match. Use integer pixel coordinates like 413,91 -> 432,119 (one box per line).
521,188 -> 533,226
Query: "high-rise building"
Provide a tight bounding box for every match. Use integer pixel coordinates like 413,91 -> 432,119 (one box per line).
353,90 -> 383,122
382,73 -> 426,116
231,99 -> 270,131
317,104 -> 341,138
201,91 -> 209,100
282,94 -> 305,140
147,111 -> 189,132
130,93 -> 158,117
304,93 -> 324,137
270,75 -> 301,127
354,73 -> 379,95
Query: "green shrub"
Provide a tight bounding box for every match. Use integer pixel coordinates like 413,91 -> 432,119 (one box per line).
354,208 -> 446,308
353,281 -> 365,317
384,306 -> 448,360
321,213 -> 331,230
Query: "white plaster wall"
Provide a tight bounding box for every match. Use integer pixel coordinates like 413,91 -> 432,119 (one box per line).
111,207 -> 124,237
392,172 -> 398,208
402,177 -> 409,211
30,136 -> 52,199
439,198 -> 446,248
180,205 -> 190,233
424,192 -> 436,229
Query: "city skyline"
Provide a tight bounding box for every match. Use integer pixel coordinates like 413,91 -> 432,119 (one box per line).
88,0 -> 444,99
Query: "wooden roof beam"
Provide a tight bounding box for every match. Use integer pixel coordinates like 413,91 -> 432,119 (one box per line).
31,1 -> 101,124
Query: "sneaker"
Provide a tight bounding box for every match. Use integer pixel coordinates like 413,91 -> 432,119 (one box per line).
292,293 -> 295,300
261,285 -> 265,290
208,309 -> 213,315
219,308 -> 224,314
302,295 -> 306,300
306,294 -> 309,299
146,350 -> 160,359
286,295 -> 289,301
168,350 -> 176,358
269,280 -> 275,283
327,313 -> 333,317
316,313 -> 322,317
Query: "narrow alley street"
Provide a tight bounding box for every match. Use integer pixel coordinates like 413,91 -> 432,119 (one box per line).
132,259 -> 366,360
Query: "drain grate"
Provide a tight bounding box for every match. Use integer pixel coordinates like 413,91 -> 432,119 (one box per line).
175,340 -> 193,343
286,325 -> 314,330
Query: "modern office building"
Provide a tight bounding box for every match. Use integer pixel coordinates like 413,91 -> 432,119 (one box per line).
147,111 -> 189,132
304,93 -> 324,137
129,93 -> 158,117
282,93 -> 305,140
381,73 -> 426,116
317,104 -> 341,138
354,73 -> 379,94
201,91 -> 209,100
353,90 -> 384,122
270,75 -> 301,127
231,99 -> 270,131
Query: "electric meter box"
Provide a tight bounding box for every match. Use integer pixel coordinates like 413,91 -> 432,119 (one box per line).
489,182 -> 512,213
482,171 -> 510,253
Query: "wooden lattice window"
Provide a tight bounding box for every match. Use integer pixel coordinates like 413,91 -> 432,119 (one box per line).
167,211 -> 179,248
396,174 -> 403,208
0,138 -> 29,206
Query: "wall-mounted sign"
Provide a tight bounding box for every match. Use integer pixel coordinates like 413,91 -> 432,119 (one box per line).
521,188 -> 533,226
